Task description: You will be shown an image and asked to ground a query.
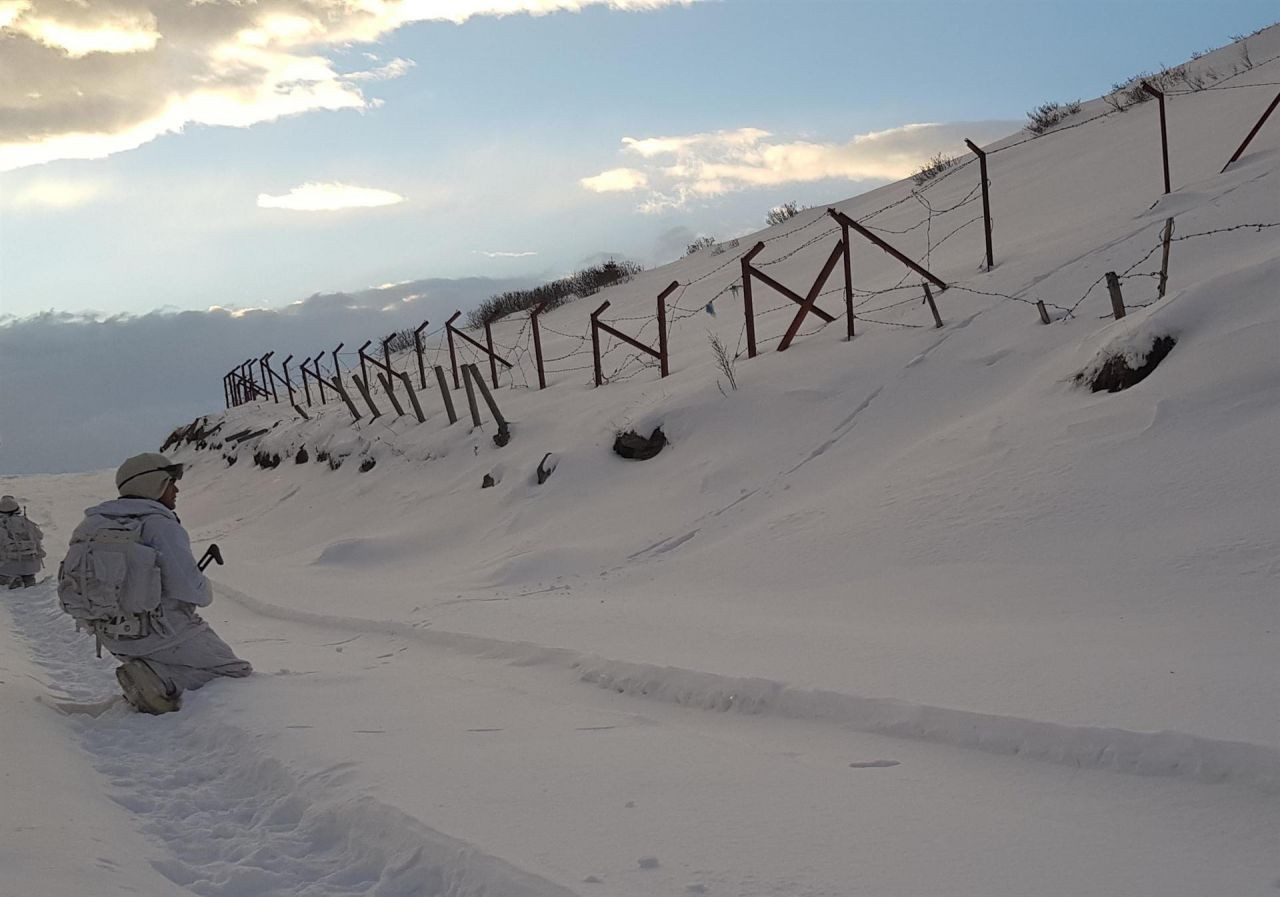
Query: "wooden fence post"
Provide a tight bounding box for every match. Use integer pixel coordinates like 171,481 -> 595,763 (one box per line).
314,352 -> 328,404
331,343 -> 344,395
357,341 -> 372,396
461,364 -> 482,426
530,301 -> 549,389
434,365 -> 458,424
657,280 -> 678,377
376,373 -> 406,417
1036,300 -> 1051,325
1158,217 -> 1174,299
351,374 -> 382,419
964,138 -> 995,270
413,321 -> 429,389
1141,81 -> 1171,195
395,371 -> 426,423
740,242 -> 765,358
446,311 -> 462,389
591,301 -> 608,386
923,283 -> 943,328
465,364 -> 511,446
1105,272 -> 1126,319
326,377 -> 362,421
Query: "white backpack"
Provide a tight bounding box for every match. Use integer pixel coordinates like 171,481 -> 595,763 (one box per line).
58,517 -> 162,641
0,515 -> 42,564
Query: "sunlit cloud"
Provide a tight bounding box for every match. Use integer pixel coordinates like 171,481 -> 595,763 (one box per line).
580,167 -> 648,192
8,177 -> 102,209
257,182 -> 407,211
1,0 -> 698,172
583,121 -> 1020,211
474,249 -> 539,258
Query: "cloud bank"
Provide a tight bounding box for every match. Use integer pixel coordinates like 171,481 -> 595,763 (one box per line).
582,121 -> 1021,211
1,0 -> 696,172
257,182 -> 406,211
0,275 -> 539,474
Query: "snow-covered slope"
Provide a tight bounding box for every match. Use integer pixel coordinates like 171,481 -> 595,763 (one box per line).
4,26 -> 1278,897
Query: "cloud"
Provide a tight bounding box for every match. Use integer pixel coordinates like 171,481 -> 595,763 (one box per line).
8,176 -> 103,208
0,274 -> 541,474
582,121 -> 1021,211
1,1 -> 697,172
473,249 -> 538,258
257,182 -> 406,211
580,167 -> 648,193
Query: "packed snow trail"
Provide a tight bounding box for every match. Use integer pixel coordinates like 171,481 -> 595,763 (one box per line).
3,583 -> 579,897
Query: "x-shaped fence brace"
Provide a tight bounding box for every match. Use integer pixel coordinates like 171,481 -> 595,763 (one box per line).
589,280 -> 678,386
446,310 -> 513,390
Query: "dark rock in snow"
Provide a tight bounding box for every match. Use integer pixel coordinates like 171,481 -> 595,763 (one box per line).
613,428 -> 667,461
359,457 -> 376,472
482,474 -> 496,488
295,447 -> 309,464
1080,335 -> 1177,393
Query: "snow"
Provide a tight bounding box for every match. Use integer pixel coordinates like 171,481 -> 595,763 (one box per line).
3,28 -> 1279,897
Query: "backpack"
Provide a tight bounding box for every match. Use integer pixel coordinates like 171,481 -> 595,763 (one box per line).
0,515 -> 42,563
58,516 -> 163,641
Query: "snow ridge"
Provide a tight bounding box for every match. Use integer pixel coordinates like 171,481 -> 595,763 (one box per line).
211,578 -> 1280,794
5,585 -> 579,897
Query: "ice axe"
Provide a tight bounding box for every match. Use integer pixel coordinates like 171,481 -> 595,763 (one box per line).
197,543 -> 224,572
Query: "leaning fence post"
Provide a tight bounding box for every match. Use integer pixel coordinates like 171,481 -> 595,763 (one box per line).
1105,272 -> 1126,319
461,364 -> 482,426
433,365 -> 458,424
590,301 -> 610,386
381,335 -> 398,401
1036,300 -> 1051,325
922,283 -> 943,328
331,343 -> 344,393
446,311 -> 463,389
357,341 -> 372,395
298,358 -> 313,406
376,373 -> 406,417
1221,89 -> 1280,172
281,355 -> 297,406
530,301 -> 550,389
1141,81 -> 1171,195
1157,217 -> 1174,299
414,321 -> 429,389
465,364 -> 511,446
261,352 -> 280,403
351,374 -> 382,419
484,321 -> 499,388
964,138 -> 995,270
394,371 -> 426,423
326,377 -> 362,421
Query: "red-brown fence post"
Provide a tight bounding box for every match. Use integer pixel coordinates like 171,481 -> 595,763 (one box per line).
445,311 -> 463,389
830,209 -> 949,292
330,343 -> 343,394
413,320 -> 429,389
530,301 -> 550,389
922,283 -> 943,328
1141,81 -> 1171,194
739,242 -> 765,358
281,354 -> 297,406
260,353 -> 279,403
834,212 -> 854,338
964,138 -> 995,270
777,239 -> 847,351
298,358 -> 314,406
1221,90 -> 1280,172
357,340 -> 372,394
484,321 -> 499,388
314,352 -> 328,404
378,335 -> 397,401
657,280 -> 678,377
591,301 -> 609,386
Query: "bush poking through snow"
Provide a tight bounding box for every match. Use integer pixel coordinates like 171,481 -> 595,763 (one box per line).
1026,100 -> 1082,135
911,153 -> 957,186
765,201 -> 804,226
1077,336 -> 1177,393
685,236 -> 717,257
295,447 -> 309,465
359,457 -> 377,473
708,330 -> 737,391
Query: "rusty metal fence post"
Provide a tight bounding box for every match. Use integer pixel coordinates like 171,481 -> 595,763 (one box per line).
413,320 -> 429,389
590,301 -> 608,386
964,138 -> 995,270
739,242 -> 764,358
922,283 -> 943,328
530,301 -> 550,389
1141,81 -> 1171,194
445,311 -> 462,388
1221,90 -> 1280,172
1158,218 -> 1174,299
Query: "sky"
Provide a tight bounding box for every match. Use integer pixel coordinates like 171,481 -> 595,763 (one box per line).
0,0 -> 1276,474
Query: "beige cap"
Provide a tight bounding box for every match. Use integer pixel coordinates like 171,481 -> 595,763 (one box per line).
116,453 -> 183,500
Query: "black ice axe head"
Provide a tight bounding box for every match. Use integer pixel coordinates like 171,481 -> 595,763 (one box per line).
198,543 -> 224,571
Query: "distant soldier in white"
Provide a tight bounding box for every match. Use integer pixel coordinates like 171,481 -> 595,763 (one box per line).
58,453 -> 252,714
0,495 -> 45,588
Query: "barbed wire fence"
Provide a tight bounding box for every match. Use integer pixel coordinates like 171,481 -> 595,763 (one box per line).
225,49 -> 1280,433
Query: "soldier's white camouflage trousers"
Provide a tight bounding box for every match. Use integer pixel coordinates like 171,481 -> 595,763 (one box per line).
116,626 -> 252,693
